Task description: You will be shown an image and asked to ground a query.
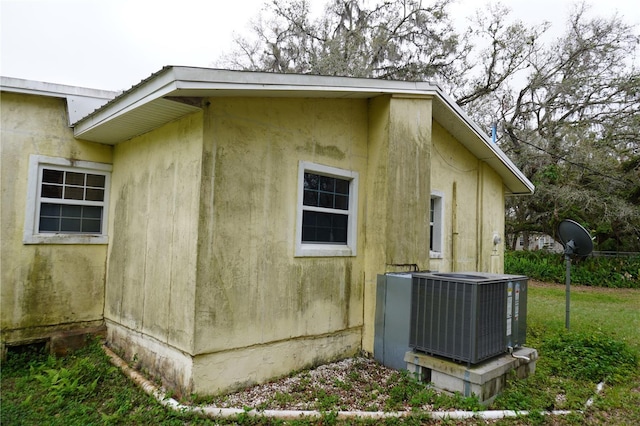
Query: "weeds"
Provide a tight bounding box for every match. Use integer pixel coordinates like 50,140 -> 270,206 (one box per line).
1,339 -> 211,425
542,331 -> 638,384
492,323 -> 640,413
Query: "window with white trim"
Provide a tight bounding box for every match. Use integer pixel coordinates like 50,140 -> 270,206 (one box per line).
430,192 -> 444,258
23,155 -> 111,244
295,161 -> 358,257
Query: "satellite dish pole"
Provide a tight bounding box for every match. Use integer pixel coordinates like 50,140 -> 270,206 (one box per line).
557,220 -> 593,330
563,240 -> 575,330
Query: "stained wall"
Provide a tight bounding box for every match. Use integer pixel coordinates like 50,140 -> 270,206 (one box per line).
1,92 -> 112,347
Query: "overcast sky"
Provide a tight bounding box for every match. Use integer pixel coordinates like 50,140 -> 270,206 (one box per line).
1,0 -> 638,91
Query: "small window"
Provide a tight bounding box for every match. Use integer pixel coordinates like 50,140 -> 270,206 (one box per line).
24,155 -> 111,244
296,162 -> 358,257
430,192 -> 444,258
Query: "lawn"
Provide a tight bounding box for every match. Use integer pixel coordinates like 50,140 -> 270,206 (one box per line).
2,281 -> 639,425
526,281 -> 640,351
489,281 -> 640,425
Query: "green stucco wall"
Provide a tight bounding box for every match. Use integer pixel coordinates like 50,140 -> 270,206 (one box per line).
106,112 -> 203,351
190,97 -> 367,394
1,92 -> 111,345
103,94 -> 506,396
429,120 -> 505,274
361,95 -> 432,352
104,111 -> 203,393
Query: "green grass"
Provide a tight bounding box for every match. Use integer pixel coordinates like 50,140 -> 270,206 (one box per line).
526,283 -> 640,351
489,282 -> 640,425
2,283 -> 639,425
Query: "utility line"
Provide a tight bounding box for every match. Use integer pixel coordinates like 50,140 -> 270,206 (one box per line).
505,137 -> 635,185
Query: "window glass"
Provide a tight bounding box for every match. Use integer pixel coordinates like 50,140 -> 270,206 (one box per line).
296,162 -> 358,257
42,184 -> 63,198
86,174 -> 106,188
302,211 -> 348,243
303,172 -> 350,211
42,169 -> 63,184
37,166 -> 107,235
24,155 -> 112,244
38,202 -> 103,234
430,194 -> 443,256
65,172 -> 85,186
64,186 -> 84,200
302,172 -> 351,244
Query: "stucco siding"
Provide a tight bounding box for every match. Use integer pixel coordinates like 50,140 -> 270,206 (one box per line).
105,111 -> 203,353
1,92 -> 111,344
430,120 -> 505,273
194,97 -> 367,356
385,96 -> 432,266
479,163 -> 506,273
191,328 -> 361,395
2,71 -> 528,397
361,95 -> 433,353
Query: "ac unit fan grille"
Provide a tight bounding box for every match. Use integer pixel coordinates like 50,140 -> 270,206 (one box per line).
409,273 -> 527,364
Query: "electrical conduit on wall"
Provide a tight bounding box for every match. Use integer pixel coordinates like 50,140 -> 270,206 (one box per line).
103,345 -> 604,421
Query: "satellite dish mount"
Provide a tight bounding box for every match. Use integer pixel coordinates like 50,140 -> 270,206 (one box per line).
557,220 -> 593,330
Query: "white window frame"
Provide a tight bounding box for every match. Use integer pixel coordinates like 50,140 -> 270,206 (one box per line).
23,154 -> 112,244
295,161 -> 358,257
430,191 -> 444,258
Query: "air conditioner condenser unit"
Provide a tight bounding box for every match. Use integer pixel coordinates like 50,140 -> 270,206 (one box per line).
409,272 -> 528,364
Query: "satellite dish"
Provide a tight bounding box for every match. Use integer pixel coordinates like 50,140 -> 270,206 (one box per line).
558,219 -> 593,257
557,219 -> 593,330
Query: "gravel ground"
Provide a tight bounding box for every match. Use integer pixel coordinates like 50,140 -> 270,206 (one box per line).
205,357 -> 423,412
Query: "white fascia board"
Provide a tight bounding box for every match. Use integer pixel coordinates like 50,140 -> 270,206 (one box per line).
431,87 -> 535,195
170,66 -> 442,97
73,68 -> 182,138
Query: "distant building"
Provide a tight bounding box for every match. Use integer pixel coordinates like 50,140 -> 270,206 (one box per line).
516,233 -> 563,252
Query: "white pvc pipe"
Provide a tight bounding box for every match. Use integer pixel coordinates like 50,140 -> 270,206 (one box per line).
585,381 -> 605,407
101,344 -> 580,421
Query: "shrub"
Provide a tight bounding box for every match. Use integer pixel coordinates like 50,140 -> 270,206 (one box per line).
505,251 -> 640,288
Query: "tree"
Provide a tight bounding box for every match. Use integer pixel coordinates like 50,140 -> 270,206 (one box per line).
218,0 -> 640,251
497,5 -> 640,251
219,0 -> 471,83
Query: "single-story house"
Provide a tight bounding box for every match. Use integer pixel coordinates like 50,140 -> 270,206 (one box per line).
1,67 -> 534,396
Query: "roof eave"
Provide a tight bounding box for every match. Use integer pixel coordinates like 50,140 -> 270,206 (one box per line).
73,67 -> 444,144
430,90 -> 534,196
72,66 -> 534,195
1,76 -> 119,126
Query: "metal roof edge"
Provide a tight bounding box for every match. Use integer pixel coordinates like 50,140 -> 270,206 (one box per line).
73,67 -> 180,134
1,76 -> 121,127
72,66 -> 443,140
0,76 -> 118,100
430,86 -> 535,195
169,66 -> 443,93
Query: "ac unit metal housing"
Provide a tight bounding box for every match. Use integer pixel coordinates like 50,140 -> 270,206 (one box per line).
410,272 -> 528,364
